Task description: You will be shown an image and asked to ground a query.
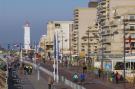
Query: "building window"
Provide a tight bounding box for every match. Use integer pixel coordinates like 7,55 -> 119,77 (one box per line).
129,15 -> 135,20
81,49 -> 85,51
55,23 -> 61,28
82,45 -> 84,48
130,26 -> 135,30
131,34 -> 135,38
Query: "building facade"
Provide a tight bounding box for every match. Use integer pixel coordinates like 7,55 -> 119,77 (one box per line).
72,1 -> 98,57
46,21 -> 73,57
97,0 -> 135,69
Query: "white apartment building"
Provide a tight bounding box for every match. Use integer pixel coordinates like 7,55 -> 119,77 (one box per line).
97,0 -> 135,70
46,21 -> 73,56
72,1 -> 98,57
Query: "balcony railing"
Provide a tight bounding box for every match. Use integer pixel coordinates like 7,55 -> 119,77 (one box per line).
124,19 -> 135,22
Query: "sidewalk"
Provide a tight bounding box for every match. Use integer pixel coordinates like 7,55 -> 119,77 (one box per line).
29,69 -> 72,89
41,60 -> 135,89
21,60 -> 72,89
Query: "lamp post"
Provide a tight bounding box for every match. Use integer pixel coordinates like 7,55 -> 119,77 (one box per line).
123,16 -> 127,84
44,37 -> 46,63
120,15 -> 128,87
59,30 -> 64,64
87,27 -> 91,67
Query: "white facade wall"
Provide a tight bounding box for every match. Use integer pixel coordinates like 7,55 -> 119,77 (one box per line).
47,21 -> 73,55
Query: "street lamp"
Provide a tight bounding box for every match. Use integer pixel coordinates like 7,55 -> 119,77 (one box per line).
87,26 -> 92,67
59,30 -> 64,64
122,16 -> 128,83
119,15 -> 128,85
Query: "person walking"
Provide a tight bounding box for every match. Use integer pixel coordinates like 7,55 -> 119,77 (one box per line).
48,76 -> 53,89
98,68 -> 102,78
115,71 -> 119,84
82,63 -> 87,73
111,72 -> 115,83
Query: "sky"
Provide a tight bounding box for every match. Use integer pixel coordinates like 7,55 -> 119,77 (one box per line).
0,0 -> 90,48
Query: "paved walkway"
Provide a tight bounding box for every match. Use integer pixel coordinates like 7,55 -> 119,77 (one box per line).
41,60 -> 135,89
21,60 -> 72,89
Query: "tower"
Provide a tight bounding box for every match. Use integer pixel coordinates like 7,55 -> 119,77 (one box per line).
24,21 -> 31,51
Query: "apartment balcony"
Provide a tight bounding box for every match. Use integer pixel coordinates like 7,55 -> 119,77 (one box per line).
102,38 -> 111,44
98,18 -> 106,23
113,15 -> 121,19
72,39 -> 77,42
110,24 -> 117,28
72,35 -> 78,38
74,18 -> 79,22
124,19 -> 135,22
100,1 -> 106,5
74,11 -> 79,15
100,15 -> 106,19
73,30 -> 78,34
104,50 -> 111,53
73,30 -> 77,34
125,38 -> 135,42
101,30 -> 111,36
99,9 -> 106,13
74,20 -> 79,23
125,28 -> 135,32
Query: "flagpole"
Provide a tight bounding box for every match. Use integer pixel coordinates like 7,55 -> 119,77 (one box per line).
53,33 -> 56,81
56,31 -> 59,83
54,56 -> 56,81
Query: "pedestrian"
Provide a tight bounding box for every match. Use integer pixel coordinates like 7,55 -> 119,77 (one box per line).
80,73 -> 85,83
115,71 -> 119,84
48,77 -> 53,89
111,72 -> 115,83
98,68 -> 102,78
82,63 -> 87,73
72,73 -> 78,82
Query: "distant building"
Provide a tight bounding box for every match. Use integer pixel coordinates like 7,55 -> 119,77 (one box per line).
72,6 -> 97,56
39,35 -> 47,50
46,21 -> 73,57
24,22 -> 31,50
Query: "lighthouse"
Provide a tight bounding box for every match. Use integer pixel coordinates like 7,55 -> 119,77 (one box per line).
24,21 -> 31,51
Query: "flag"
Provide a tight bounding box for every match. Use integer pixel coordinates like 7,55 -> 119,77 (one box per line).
54,32 -> 59,59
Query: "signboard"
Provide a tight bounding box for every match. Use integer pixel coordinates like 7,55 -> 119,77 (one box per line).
104,63 -> 112,71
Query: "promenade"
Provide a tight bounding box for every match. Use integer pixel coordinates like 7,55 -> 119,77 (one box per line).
40,60 -> 135,89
